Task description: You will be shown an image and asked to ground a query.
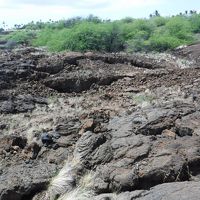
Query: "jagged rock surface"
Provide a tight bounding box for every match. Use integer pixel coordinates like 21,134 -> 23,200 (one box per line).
0,45 -> 200,200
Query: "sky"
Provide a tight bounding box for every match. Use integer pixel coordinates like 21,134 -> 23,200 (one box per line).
0,0 -> 199,27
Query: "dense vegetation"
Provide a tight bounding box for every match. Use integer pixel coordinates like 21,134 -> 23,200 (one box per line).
2,11 -> 200,52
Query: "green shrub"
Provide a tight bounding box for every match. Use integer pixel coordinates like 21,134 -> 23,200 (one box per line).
165,16 -> 192,39
32,28 -> 53,46
63,22 -> 110,51
126,31 -> 150,52
4,30 -> 36,44
7,12 -> 200,52
148,34 -> 183,51
151,16 -> 169,27
124,19 -> 155,40
190,14 -> 200,33
126,15 -> 195,52
33,22 -> 124,52
32,28 -> 69,51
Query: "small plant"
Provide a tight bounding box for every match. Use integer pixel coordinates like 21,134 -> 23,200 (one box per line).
133,93 -> 155,104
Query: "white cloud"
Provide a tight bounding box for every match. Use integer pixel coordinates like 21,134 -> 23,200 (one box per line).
0,0 -> 163,9
0,0 -> 109,8
101,0 -> 164,12
110,0 -> 162,8
0,0 -> 165,27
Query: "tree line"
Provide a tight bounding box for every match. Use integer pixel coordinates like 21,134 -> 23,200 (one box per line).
2,11 -> 200,52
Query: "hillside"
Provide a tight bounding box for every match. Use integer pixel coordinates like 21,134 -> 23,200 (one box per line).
1,12 -> 200,53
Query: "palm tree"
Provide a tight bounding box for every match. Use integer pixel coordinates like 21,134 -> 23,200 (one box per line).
155,10 -> 160,17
